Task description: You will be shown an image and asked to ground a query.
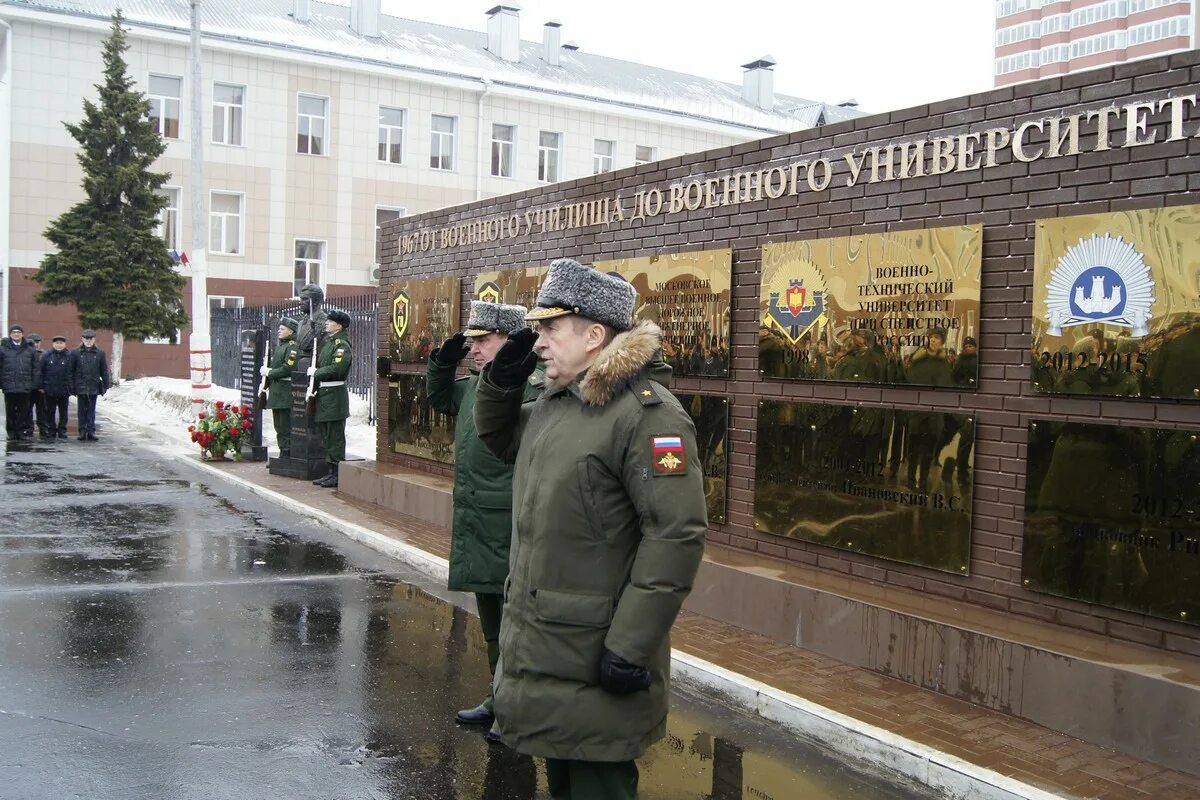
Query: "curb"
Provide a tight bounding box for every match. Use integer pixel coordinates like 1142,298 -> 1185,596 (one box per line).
101,404 -> 1063,800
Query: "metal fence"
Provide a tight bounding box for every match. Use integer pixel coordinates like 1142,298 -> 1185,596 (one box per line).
211,292 -> 379,422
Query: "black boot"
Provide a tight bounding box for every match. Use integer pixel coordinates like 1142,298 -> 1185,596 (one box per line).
323,463 -> 339,488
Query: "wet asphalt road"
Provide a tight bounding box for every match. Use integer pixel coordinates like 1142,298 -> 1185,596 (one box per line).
0,418 -> 925,800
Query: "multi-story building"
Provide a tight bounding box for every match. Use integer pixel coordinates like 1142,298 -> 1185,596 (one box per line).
0,0 -> 862,377
995,0 -> 1196,86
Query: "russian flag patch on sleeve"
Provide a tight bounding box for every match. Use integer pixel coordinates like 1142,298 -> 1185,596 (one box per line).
650,434 -> 687,476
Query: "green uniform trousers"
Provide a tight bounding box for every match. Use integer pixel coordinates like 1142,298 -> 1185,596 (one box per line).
545,759 -> 638,800
475,592 -> 503,711
272,408 -> 291,453
317,420 -> 346,463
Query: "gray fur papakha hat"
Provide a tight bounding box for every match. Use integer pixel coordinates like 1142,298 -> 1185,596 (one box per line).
525,258 -> 637,331
464,301 -> 527,337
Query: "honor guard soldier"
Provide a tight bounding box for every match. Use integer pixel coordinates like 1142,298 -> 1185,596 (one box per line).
426,300 -> 543,738
308,309 -> 352,487
474,258 -> 707,799
263,316 -> 300,457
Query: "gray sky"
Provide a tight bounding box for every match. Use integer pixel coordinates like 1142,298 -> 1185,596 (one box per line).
377,0 -> 997,114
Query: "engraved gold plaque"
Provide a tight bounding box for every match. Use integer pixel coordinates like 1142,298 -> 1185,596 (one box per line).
1023,419 -> 1199,624
754,399 -> 974,573
388,372 -> 456,464
759,226 -> 982,388
675,393 -> 728,524
1032,206 -> 1200,400
474,266 -> 548,308
388,277 -> 461,363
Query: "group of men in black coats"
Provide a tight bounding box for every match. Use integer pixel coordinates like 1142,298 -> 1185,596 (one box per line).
0,324 -> 111,441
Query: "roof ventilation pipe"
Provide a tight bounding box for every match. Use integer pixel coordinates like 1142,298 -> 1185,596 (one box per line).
486,4 -> 521,63
741,55 -> 776,110
292,0 -> 309,23
350,0 -> 381,37
543,19 -> 562,66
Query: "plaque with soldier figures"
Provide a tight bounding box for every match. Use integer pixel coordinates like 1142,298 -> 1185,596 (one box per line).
759,226 -> 982,388
389,277 -> 461,363
474,265 -> 548,308
388,372 -> 456,464
674,393 -> 728,524
1023,419 -> 1199,625
1032,206 -> 1200,401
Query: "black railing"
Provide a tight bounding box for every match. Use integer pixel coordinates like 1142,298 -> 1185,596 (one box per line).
211,293 -> 379,421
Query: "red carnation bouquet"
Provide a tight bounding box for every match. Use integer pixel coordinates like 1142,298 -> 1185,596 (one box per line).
188,399 -> 254,461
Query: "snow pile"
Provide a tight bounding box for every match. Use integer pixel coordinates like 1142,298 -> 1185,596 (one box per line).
103,376 -> 377,459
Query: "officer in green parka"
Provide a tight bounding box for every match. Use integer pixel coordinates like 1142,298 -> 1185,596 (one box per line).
426,300 -> 542,734
308,308 -> 352,488
262,316 -> 300,457
473,258 -> 708,799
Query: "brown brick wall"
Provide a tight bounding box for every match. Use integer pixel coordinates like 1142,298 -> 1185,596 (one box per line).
377,52 -> 1200,656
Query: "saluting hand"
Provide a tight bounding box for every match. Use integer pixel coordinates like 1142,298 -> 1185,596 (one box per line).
486,328 -> 537,390
431,332 -> 468,366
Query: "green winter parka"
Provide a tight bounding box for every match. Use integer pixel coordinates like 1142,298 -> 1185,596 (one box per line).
313,331 -> 351,422
267,336 -> 299,410
426,356 -> 543,593
473,321 -> 708,763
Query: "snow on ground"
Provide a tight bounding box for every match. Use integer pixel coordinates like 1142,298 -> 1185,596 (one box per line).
103,377 -> 376,459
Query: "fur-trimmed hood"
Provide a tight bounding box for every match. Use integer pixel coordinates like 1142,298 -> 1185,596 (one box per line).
578,321 -> 668,406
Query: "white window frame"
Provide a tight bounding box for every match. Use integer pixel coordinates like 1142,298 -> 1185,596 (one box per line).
212,81 -> 245,147
491,123 -> 516,178
378,105 -> 405,164
429,114 -> 457,171
148,73 -> 182,140
209,190 -> 245,256
635,145 -> 656,166
374,206 -> 407,265
538,130 -> 562,183
592,139 -> 615,174
155,185 -> 182,252
293,239 -> 327,298
208,295 -> 245,311
296,92 -> 329,156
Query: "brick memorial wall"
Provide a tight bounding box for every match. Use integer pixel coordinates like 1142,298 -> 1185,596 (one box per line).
376,52 -> 1200,657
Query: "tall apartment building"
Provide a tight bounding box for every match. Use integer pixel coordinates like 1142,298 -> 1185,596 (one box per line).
995,0 -> 1196,86
0,0 -> 862,377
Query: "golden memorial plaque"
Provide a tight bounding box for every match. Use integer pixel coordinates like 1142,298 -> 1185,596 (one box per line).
1024,419 -> 1199,625
596,249 -> 732,377
389,277 -> 460,363
754,399 -> 974,573
1032,206 -> 1200,400
674,393 -> 728,523
759,225 -> 982,388
474,265 -> 548,307
388,373 -> 456,464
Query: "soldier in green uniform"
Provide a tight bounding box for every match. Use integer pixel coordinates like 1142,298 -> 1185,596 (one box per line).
308,309 -> 352,488
474,259 -> 707,800
262,316 -> 300,457
426,301 -> 543,738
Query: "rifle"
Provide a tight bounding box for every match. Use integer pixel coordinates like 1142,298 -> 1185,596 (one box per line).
255,339 -> 270,411
305,362 -> 318,418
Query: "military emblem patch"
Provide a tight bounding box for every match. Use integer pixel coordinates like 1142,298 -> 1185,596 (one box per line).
763,257 -> 827,345
477,281 -> 502,304
392,289 -> 410,341
650,434 -> 687,476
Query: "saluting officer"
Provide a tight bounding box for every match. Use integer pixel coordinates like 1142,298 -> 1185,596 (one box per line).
474,258 -> 707,799
426,300 -> 542,737
308,309 -> 352,488
264,316 -> 300,458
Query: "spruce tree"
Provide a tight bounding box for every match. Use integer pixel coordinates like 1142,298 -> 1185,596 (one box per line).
36,10 -> 188,382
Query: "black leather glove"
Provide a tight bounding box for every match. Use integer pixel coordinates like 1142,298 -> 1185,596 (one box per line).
599,648 -> 651,694
486,328 -> 537,390
431,332 -> 467,366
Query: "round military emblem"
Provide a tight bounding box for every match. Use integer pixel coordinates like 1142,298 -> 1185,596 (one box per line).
1045,234 -> 1155,336
762,257 -> 827,345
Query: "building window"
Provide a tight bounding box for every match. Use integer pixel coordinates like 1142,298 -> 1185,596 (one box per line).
297,94 -> 328,155
155,186 -> 181,251
212,82 -> 244,146
1129,0 -> 1185,11
209,191 -> 243,255
538,131 -> 561,183
635,145 -> 656,165
293,240 -> 325,297
1071,1 -> 1128,29
995,0 -> 1047,18
209,295 -> 245,311
378,106 -> 405,164
430,114 -> 456,171
1128,16 -> 1190,45
375,206 -> 406,264
1070,31 -> 1126,59
491,123 -> 515,178
148,74 -> 181,139
593,139 -> 615,174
